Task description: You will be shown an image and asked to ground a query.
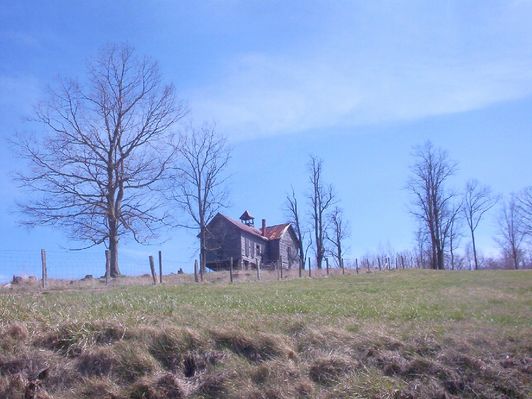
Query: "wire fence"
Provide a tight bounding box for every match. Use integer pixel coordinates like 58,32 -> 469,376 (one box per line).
0,245 -> 424,289
0,248 -> 192,285
1,247 -> 524,291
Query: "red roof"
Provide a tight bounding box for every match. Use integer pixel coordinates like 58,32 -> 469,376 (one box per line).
263,224 -> 291,240
214,214 -> 290,241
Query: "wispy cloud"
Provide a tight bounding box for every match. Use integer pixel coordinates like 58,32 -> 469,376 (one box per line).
186,1 -> 532,140
0,75 -> 41,113
0,30 -> 40,48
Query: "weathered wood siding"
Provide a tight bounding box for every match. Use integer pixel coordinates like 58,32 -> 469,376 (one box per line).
277,227 -> 300,268
240,232 -> 267,267
205,216 -> 241,267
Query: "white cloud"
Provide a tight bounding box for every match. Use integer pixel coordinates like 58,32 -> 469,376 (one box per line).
187,53 -> 532,141
186,2 -> 532,140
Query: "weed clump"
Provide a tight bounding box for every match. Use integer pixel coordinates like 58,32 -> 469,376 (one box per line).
212,329 -> 295,362
75,377 -> 121,399
196,371 -> 231,398
309,355 -> 354,386
77,347 -> 118,377
141,326 -> 204,371
35,321 -> 126,357
0,322 -> 29,352
112,341 -> 158,383
130,373 -> 185,399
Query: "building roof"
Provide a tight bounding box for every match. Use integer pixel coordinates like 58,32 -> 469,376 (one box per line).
263,223 -> 291,240
213,213 -> 290,241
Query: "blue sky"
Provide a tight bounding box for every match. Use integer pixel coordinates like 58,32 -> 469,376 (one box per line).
1,1 -> 531,279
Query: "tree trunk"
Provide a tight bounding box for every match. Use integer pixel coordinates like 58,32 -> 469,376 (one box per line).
200,225 -> 207,277
298,237 -> 305,270
471,230 -> 479,270
437,248 -> 445,270
109,228 -> 120,277
512,246 -> 519,270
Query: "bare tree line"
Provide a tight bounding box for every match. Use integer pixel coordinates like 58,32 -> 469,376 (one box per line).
284,155 -> 351,270
408,141 -> 532,270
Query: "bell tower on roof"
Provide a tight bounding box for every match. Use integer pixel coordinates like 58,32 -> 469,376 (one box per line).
239,210 -> 255,226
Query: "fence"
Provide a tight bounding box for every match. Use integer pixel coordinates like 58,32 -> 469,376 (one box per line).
0,248 -> 193,286
0,245 -> 430,291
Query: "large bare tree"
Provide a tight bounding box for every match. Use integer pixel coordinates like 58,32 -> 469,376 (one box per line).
170,124 -> 230,277
15,45 -> 184,276
407,141 -> 457,270
496,196 -> 526,269
463,179 -> 498,270
327,206 -> 350,268
307,155 -> 335,269
285,187 -> 307,269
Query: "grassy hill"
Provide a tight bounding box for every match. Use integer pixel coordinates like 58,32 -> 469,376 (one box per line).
0,270 -> 530,398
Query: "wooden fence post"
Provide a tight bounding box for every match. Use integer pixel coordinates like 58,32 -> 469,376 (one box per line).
342,258 -> 345,275
378,257 -> 382,271
325,257 -> 329,275
275,259 -> 280,280
256,259 -> 261,281
355,258 -> 359,274
194,259 -> 199,283
149,256 -> 157,285
280,256 -> 283,279
105,250 -> 110,285
401,255 -> 405,269
308,257 -> 311,277
199,259 -> 204,282
158,250 -> 163,284
40,249 -> 47,289
299,258 -> 302,278
229,257 -> 233,283
367,258 -> 370,272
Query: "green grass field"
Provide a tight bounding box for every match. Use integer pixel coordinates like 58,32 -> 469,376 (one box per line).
1,270 -> 531,398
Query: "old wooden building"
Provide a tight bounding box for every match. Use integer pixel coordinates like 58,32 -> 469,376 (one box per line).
204,211 -> 300,271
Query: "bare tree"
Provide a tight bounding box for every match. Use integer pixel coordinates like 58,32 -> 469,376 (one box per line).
170,123 -> 230,277
447,200 -> 463,270
285,187 -> 306,268
516,186 -> 532,237
307,155 -> 335,269
407,141 -> 457,270
463,179 -> 498,270
15,45 -> 184,276
496,196 -> 526,269
327,206 -> 350,267
414,226 -> 430,268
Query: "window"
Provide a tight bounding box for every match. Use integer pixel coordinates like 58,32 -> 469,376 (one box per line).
244,237 -> 249,256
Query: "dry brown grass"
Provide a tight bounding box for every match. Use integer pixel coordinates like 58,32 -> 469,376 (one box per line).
0,322 -> 530,398
0,270 -> 530,398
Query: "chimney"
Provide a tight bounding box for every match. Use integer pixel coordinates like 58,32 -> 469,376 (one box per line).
261,219 -> 266,236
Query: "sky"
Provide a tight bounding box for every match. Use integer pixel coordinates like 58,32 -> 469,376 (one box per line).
1,0 -> 531,280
